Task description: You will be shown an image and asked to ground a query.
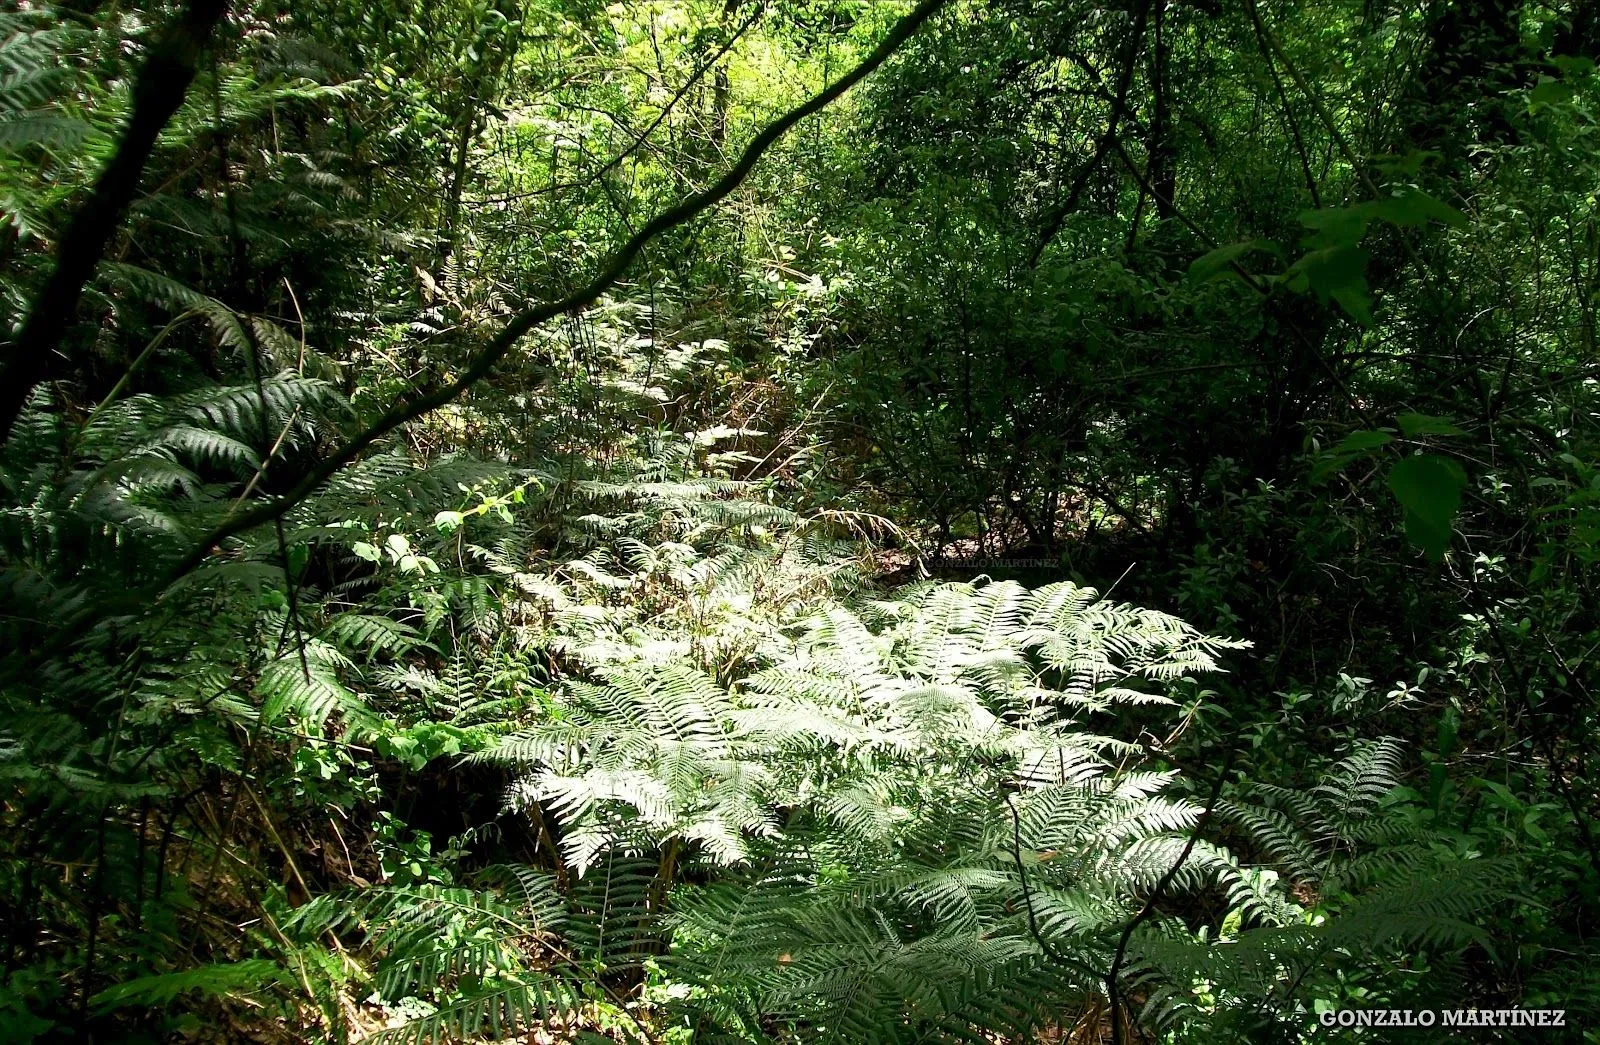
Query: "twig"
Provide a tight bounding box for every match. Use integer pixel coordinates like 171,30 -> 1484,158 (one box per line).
1005,793 -> 1117,984
1106,749 -> 1236,1045
482,2 -> 769,204
1028,0 -> 1152,266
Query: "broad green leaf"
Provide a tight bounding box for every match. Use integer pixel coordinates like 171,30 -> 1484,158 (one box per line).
1388,454 -> 1466,560
1396,412 -> 1465,438
1311,429 -> 1391,482
1331,430 -> 1393,455
1330,286 -> 1372,325
1299,206 -> 1371,249
1529,76 -> 1575,107
1368,188 -> 1468,229
1187,240 -> 1281,283
1286,245 -> 1372,324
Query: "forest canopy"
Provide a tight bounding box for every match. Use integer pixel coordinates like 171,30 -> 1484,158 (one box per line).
1,0 -> 1598,1041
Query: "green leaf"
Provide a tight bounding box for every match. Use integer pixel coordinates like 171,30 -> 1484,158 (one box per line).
1300,191 -> 1466,257
1368,188 -> 1467,229
1529,76 -> 1575,108
1299,206 -> 1371,249
1387,454 -> 1466,560
382,735 -> 419,760
1524,809 -> 1550,844
1395,412 -> 1465,438
1285,245 -> 1371,324
1187,239 -> 1281,283
1330,286 -> 1372,325
1332,430 -> 1393,455
286,543 -> 310,580
1436,705 -> 1459,758
1312,429 -> 1392,481
90,960 -> 286,1011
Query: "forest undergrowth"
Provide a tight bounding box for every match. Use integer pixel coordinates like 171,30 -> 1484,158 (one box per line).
3,0 -> 1600,1042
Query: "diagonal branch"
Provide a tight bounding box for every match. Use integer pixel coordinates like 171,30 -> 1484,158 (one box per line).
5,0 -> 949,683
101,0 -> 937,609
1027,0 -> 1152,267
0,0 -> 231,441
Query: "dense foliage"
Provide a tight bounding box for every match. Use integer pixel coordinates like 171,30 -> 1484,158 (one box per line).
1,0 -> 1598,1040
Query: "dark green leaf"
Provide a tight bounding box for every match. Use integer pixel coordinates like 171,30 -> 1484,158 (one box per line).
1388,454 -> 1467,559
1332,430 -> 1393,455
1368,188 -> 1468,229
1396,412 -> 1465,438
1285,245 -> 1372,324
1187,240 -> 1281,283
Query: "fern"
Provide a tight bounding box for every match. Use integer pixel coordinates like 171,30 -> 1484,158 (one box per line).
1128,741 -> 1514,1037
89,960 -> 290,1013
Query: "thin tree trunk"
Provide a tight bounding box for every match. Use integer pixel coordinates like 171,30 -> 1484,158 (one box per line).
0,0 -> 230,443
